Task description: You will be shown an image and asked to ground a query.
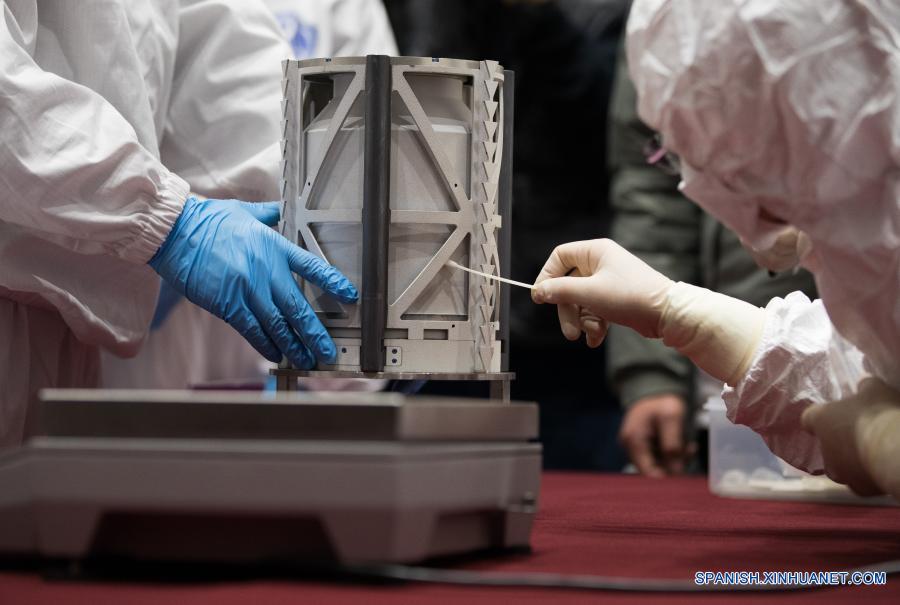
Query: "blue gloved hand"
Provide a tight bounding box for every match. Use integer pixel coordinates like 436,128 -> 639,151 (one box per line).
149,195 -> 357,368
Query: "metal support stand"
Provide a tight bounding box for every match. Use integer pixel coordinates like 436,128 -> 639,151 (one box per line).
489,378 -> 511,403
271,370 -> 515,403
276,373 -> 297,392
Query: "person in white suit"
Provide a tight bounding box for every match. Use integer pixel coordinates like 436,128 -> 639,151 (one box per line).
100,0 -> 398,391
0,0 -> 361,446
533,0 -> 900,499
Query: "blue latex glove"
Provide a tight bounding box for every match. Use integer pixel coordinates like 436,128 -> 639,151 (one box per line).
150,281 -> 183,330
149,196 -> 357,368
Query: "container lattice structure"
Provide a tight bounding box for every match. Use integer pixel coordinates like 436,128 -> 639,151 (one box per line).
278,56 -> 514,379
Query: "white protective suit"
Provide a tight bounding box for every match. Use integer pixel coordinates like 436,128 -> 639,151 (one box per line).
0,0 -> 290,445
627,0 -> 900,472
100,0 -> 398,390
266,0 -> 398,59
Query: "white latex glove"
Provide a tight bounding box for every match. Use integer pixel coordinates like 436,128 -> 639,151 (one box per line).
801,378 -> 900,499
619,394 -> 693,478
532,239 -> 766,386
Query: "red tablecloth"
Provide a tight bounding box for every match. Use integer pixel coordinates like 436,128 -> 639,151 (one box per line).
2,473 -> 899,604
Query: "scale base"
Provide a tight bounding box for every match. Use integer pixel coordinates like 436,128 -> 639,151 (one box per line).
0,390 -> 540,565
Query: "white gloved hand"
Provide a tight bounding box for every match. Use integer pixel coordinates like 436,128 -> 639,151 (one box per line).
532,239 -> 673,346
533,239 -> 766,386
801,378 -> 900,499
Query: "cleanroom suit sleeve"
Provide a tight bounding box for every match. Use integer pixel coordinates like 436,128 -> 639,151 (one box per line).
160,0 -> 291,202
723,292 -> 869,474
0,5 -> 188,264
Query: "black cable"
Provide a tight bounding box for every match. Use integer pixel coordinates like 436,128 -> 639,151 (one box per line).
345,558 -> 900,593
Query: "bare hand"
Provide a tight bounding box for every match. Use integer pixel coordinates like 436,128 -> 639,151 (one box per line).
619,393 -> 693,478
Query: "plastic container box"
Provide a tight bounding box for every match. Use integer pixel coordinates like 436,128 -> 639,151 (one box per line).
706,397 -> 894,505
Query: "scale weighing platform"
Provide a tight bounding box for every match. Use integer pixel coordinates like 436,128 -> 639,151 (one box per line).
0,390 -> 540,565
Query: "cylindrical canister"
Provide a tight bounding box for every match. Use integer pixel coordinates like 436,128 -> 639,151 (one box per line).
280,56 -> 510,374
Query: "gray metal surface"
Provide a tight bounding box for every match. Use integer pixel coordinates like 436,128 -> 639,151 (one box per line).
38,389 -> 536,441
0,435 -> 540,564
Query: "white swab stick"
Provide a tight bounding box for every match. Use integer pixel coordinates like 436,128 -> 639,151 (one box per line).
447,260 -> 535,290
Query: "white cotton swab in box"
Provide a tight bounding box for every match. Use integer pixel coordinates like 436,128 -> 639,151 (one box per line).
447,260 -> 535,290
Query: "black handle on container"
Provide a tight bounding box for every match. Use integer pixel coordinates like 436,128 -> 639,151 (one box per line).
361,55 -> 392,373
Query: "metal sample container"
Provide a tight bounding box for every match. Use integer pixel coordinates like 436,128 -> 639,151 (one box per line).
279,56 -> 513,376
